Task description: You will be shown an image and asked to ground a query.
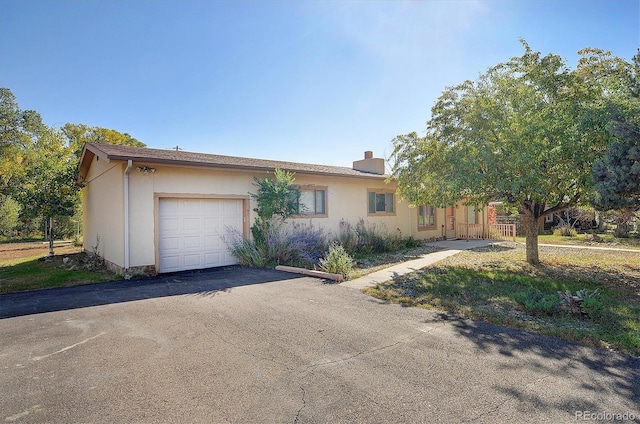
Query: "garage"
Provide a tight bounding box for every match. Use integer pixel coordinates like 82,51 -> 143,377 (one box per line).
158,198 -> 243,273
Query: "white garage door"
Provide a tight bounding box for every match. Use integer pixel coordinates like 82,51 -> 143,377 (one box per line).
158,198 -> 243,273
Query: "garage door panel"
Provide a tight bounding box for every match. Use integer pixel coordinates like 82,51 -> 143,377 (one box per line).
160,218 -> 180,232
162,255 -> 181,270
162,236 -> 180,250
204,234 -> 220,247
183,217 -> 201,231
205,252 -> 221,266
183,200 -> 202,214
160,199 -> 180,213
222,216 -> 241,227
203,201 -> 221,214
223,251 -> 236,263
183,254 -> 202,268
158,198 -> 242,273
222,200 -> 240,214
203,217 -> 220,231
184,235 -> 201,249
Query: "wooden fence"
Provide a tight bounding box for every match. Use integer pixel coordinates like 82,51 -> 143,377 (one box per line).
456,223 -> 517,242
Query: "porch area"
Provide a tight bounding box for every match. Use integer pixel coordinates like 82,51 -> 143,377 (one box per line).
456,223 -> 517,242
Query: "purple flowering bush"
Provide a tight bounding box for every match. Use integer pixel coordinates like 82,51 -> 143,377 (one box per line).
225,218 -> 327,268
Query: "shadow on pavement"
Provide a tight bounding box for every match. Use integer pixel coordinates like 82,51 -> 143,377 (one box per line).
0,266 -> 301,319
426,313 -> 640,413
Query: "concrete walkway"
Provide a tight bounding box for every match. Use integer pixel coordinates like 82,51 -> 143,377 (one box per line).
341,239 -> 494,290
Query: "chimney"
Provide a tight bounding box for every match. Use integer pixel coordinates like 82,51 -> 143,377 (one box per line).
353,150 -> 385,175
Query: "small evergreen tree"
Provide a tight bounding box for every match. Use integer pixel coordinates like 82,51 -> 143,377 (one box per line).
591,117 -> 640,237
591,49 -> 640,237
249,168 -> 300,244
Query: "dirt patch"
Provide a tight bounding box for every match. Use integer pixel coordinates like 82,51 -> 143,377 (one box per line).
0,242 -> 82,262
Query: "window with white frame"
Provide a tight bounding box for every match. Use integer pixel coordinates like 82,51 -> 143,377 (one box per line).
368,190 -> 395,215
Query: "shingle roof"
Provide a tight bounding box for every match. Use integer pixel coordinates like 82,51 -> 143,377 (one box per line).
81,142 -> 388,180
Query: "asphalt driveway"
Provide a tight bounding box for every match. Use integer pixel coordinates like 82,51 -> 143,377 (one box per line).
1,267 -> 638,423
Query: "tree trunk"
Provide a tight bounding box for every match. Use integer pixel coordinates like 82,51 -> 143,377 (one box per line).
615,219 -> 630,238
596,211 -> 604,232
48,216 -> 54,257
614,209 -> 633,238
522,212 -> 540,265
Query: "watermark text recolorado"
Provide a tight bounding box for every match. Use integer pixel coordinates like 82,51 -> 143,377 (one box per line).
575,411 -> 636,421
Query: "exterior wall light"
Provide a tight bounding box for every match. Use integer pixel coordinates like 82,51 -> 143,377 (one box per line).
136,166 -> 156,174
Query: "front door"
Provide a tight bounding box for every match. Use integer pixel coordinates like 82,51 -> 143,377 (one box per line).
446,206 -> 456,239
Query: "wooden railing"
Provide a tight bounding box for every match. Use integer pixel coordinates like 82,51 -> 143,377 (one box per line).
456,224 -> 484,240
487,224 -> 517,241
456,223 -> 517,242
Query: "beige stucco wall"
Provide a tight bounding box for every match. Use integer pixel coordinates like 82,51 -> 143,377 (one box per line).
287,173 -> 414,239
84,159 -> 489,273
82,157 -> 125,269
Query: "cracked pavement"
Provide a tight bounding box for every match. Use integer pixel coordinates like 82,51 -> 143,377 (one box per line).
1,268 -> 638,423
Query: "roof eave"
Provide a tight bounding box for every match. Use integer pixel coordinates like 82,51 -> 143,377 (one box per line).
103,155 -> 389,180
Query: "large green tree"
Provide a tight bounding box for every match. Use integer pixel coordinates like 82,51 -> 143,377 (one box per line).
591,51 -> 640,236
0,87 -> 145,249
62,123 -> 145,158
0,88 -> 44,195
13,126 -> 79,254
391,42 -> 632,264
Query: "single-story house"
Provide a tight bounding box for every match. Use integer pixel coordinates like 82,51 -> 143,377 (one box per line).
77,143 -> 489,275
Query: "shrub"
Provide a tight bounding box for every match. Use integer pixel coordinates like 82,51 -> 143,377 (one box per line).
225,219 -> 327,268
224,227 -> 267,267
339,218 -> 420,255
287,222 -> 327,266
319,243 -> 354,279
514,288 -> 559,316
338,219 -> 358,252
581,297 -> 605,320
553,225 -> 577,237
558,288 -> 602,318
266,219 -> 327,267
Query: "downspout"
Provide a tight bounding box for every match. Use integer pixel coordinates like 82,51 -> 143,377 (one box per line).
408,200 -> 412,238
124,160 -> 133,272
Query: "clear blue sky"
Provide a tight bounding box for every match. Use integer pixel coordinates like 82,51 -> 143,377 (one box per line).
1,0 -> 638,167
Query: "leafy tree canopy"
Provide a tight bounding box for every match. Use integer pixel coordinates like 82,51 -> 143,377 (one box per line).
62,123 -> 145,158
0,87 -> 145,246
251,168 -> 300,220
0,88 -> 46,193
390,41 -> 634,264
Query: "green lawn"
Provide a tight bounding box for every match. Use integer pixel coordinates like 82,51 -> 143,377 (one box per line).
0,252 -> 119,294
365,244 -> 640,356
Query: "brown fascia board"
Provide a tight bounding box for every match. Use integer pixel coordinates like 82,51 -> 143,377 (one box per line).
76,143 -> 115,183
83,142 -> 390,180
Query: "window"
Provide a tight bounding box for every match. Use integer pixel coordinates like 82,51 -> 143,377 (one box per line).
468,206 -> 477,224
295,187 -> 326,216
368,190 -> 395,215
418,205 -> 436,230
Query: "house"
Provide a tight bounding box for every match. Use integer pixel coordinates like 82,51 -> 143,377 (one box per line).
77,143 -> 488,275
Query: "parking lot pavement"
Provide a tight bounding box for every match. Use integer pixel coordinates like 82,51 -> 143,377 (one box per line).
1,268 -> 638,423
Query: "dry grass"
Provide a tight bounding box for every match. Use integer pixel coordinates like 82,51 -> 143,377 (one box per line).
365,242 -> 640,356
0,242 -> 118,293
